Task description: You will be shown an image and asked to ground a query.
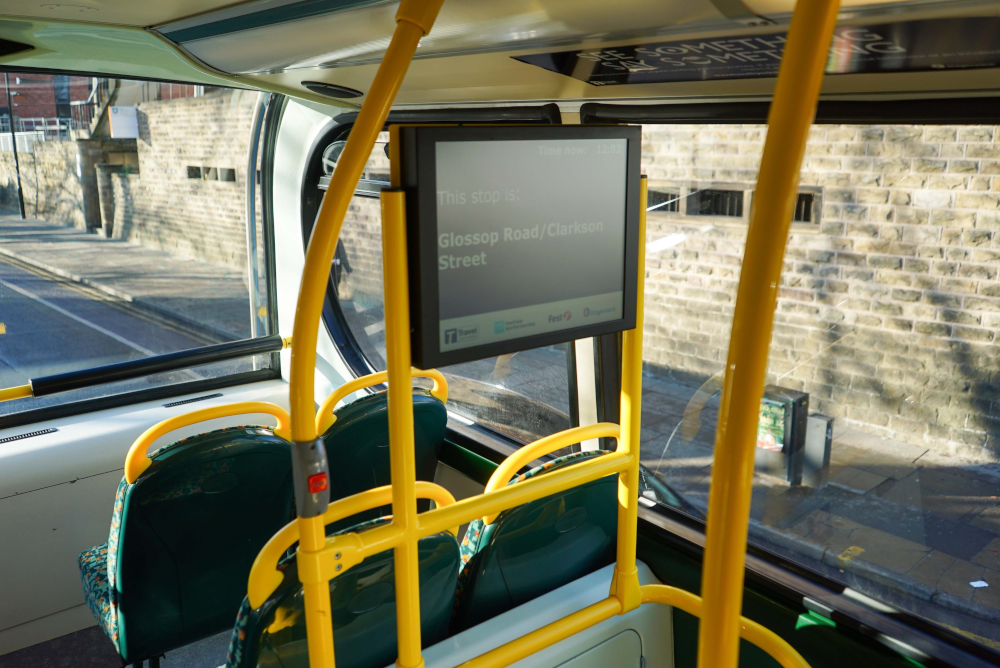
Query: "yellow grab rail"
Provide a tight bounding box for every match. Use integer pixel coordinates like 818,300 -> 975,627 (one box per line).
247,480 -> 457,608
124,401 -> 291,483
455,585 -> 809,668
642,586 -> 809,668
483,422 -> 621,523
286,3 -> 444,663
248,441 -> 630,609
0,384 -> 31,403
288,0 -> 444,444
315,367 -> 448,435
459,597 -> 623,668
696,0 -> 840,667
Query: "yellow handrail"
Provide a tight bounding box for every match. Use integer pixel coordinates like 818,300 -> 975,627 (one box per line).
288,0 -> 444,445
124,401 -> 291,483
417,450 -> 631,538
459,597 -> 623,668
696,1 -> 840,667
248,443 -> 632,610
0,384 -> 31,403
483,422 -> 620,523
642,586 -> 809,668
315,367 -> 448,435
247,480 -> 458,608
286,3 -> 445,664
455,584 -> 810,668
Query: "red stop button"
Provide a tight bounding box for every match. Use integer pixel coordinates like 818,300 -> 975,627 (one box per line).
307,472 -> 328,494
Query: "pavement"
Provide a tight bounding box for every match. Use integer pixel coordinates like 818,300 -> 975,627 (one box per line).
0,217 -> 251,343
639,369 -> 1000,649
0,216 -> 253,409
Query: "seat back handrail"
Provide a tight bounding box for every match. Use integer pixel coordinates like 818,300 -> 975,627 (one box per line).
482,422 -> 619,524
124,401 -> 291,483
247,480 -> 457,608
315,367 -> 448,435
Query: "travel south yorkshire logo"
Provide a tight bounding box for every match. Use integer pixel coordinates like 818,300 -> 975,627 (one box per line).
444,325 -> 479,345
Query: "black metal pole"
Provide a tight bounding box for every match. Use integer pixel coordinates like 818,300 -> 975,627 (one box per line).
4,73 -> 25,219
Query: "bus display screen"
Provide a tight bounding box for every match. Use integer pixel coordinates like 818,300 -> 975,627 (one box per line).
396,125 -> 641,368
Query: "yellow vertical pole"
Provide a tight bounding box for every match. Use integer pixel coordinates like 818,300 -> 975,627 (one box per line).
381,190 -> 424,668
300,517 -> 336,668
696,2 -> 840,668
284,2 -> 443,667
610,176 -> 647,613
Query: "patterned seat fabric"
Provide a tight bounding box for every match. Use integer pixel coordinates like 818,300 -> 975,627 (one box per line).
78,543 -> 117,651
78,476 -> 129,653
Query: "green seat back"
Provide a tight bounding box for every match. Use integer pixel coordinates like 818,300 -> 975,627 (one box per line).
116,427 -> 293,661
322,390 -> 446,533
227,520 -> 460,668
452,451 -> 618,631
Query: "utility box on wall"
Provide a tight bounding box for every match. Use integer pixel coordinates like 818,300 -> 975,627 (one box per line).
755,385 -> 809,486
109,106 -> 139,139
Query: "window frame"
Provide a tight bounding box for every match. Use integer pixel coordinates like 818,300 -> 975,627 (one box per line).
0,69 -> 283,431
584,95 -> 1000,667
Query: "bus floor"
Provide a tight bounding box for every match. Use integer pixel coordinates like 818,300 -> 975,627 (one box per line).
0,628 -> 230,668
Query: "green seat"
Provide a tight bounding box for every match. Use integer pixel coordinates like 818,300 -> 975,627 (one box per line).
225,518 -> 460,668
451,450 -> 618,632
322,389 -> 446,533
78,426 -> 294,665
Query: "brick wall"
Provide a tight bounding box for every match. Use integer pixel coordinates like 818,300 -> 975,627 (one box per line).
642,123 -> 1000,458
106,89 -> 257,267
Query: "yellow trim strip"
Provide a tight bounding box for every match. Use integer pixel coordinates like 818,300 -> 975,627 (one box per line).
248,480 -> 457,608
315,367 -> 448,435
696,1 -> 840,667
0,384 -> 32,403
124,401 -> 291,483
483,422 -> 620,524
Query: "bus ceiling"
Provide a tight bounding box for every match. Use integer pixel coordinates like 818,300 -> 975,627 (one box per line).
0,1 -> 997,106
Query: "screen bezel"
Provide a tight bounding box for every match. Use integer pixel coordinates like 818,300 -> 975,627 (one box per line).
396,124 -> 641,369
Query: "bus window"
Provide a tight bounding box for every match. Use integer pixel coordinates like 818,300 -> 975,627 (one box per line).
637,121 -> 1000,649
0,74 -> 277,427
325,134 -> 574,444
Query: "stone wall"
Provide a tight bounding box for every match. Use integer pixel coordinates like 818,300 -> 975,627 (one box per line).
0,89 -> 257,270
105,90 -> 257,268
641,123 -> 1000,458
0,139 -> 105,229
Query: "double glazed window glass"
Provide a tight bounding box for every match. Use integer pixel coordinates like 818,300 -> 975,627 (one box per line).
330,134 -> 574,443
638,122 -> 1000,648
0,75 -> 274,422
